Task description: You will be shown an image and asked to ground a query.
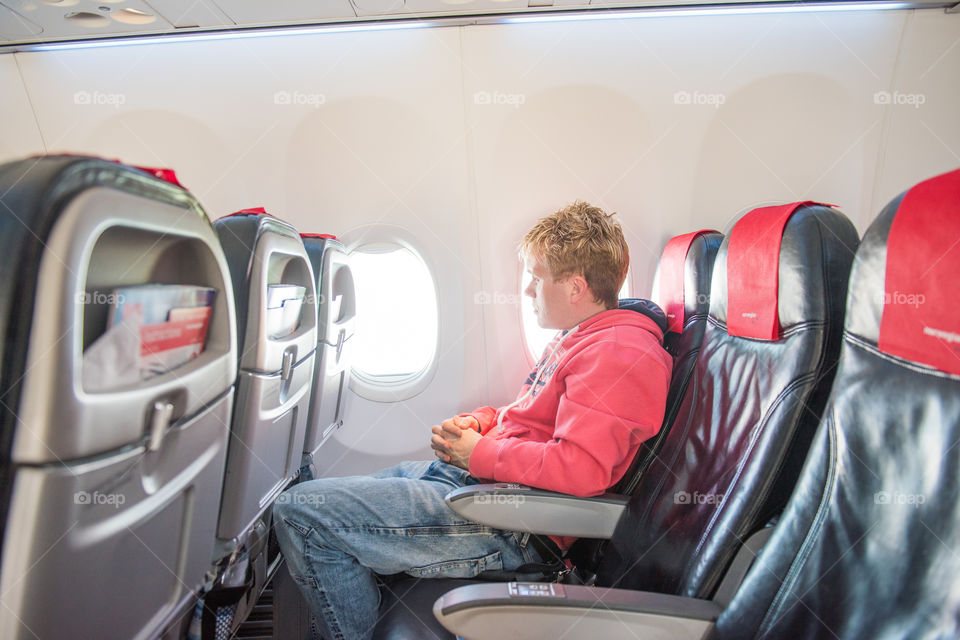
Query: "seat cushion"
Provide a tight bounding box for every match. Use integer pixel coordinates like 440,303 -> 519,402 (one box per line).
373,578 -> 481,640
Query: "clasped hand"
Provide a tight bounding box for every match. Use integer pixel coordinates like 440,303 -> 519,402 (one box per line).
430,416 -> 482,471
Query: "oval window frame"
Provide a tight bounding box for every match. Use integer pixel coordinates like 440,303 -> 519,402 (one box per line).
342,226 -> 441,403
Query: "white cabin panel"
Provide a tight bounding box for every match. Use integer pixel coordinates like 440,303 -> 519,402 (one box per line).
875,10 -> 960,211
462,10 -> 912,400
0,55 -> 44,160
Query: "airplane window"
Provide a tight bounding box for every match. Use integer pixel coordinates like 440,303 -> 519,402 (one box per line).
349,243 -> 439,383
521,270 -> 630,363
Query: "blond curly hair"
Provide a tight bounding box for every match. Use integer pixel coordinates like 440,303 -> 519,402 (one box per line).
522,201 -> 629,309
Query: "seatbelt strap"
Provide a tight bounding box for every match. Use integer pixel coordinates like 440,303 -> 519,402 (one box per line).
513,534 -> 569,582
529,533 -> 564,564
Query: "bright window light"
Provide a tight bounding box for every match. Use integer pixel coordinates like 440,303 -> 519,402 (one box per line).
521,270 -> 630,362
350,244 -> 438,380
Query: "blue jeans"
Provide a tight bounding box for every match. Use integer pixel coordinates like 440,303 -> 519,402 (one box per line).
273,460 -> 541,640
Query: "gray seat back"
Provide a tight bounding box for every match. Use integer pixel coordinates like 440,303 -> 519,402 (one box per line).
300,234 -> 356,474
213,210 -> 318,544
0,156 -> 237,639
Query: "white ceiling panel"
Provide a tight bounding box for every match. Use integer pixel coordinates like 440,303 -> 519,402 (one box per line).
211,0 -> 356,25
3,0 -> 173,39
0,2 -> 41,40
377,0 -> 530,17
0,0 -> 955,46
144,0 -> 234,28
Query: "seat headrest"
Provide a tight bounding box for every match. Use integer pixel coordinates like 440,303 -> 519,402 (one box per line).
618,298 -> 669,335
725,201 -> 833,340
653,229 -> 721,333
218,206 -> 274,219
875,168 -> 960,376
131,165 -> 183,188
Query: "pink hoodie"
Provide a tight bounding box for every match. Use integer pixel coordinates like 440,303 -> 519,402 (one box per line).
465,308 -> 672,500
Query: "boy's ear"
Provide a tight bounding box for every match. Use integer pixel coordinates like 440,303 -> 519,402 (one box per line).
568,274 -> 590,303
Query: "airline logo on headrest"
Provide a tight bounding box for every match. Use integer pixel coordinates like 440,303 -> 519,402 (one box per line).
923,327 -> 960,345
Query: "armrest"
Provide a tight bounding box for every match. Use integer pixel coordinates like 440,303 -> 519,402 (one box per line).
445,484 -> 628,538
432,582 -> 720,640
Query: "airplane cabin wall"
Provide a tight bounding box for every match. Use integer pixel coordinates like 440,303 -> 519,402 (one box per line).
0,8 -> 957,476
0,56 -> 44,160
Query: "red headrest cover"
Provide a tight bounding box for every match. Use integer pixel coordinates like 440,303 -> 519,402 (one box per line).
219,207 -> 274,219
132,165 -> 183,188
727,201 -> 832,340
878,168 -> 960,376
655,229 -> 718,334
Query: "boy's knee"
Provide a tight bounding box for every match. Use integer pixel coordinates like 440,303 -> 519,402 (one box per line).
274,485 -> 316,530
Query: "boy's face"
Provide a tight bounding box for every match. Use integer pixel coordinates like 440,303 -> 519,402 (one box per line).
524,253 -> 575,330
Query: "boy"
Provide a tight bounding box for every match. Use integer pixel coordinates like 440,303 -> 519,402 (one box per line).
274,201 -> 672,640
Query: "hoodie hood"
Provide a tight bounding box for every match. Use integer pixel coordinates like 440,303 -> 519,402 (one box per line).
569,298 -> 667,345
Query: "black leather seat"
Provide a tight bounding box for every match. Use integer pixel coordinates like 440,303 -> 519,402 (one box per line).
615,229 -> 723,495
598,202 -> 858,598
713,167 -> 960,638
374,202 -> 858,638
429,171 -> 959,639
567,230 -> 722,576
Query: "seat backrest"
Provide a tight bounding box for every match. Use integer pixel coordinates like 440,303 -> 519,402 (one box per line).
568,232 -> 721,577
300,234 -> 356,475
714,168 -> 960,639
0,155 -> 237,639
615,229 -> 723,495
213,210 -> 318,543
596,202 -> 859,599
